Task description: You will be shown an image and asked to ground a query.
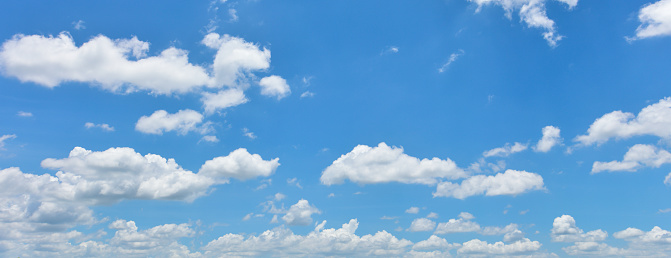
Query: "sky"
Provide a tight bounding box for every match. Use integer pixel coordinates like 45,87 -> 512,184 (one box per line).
1,0 -> 671,257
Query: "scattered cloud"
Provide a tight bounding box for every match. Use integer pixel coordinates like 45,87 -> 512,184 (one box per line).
321,142 -> 467,185
434,212 -> 480,234
201,88 -> 248,114
551,215 -> 608,242
483,142 -> 528,157
287,177 -> 302,189
200,135 -> 219,143
135,109 -> 211,135
201,33 -> 271,88
575,97 -> 671,146
412,235 -> 461,252
381,46 -> 399,55
427,212 -> 439,219
438,49 -> 464,73
628,0 -> 671,41
406,207 -> 420,214
468,0 -> 578,47
198,148 -> 280,182
534,125 -> 561,152
282,199 -> 321,226
17,111 -> 32,117
434,169 -> 545,199
457,238 -> 543,256
242,127 -> 256,139
228,8 -> 238,22
0,134 -> 17,150
408,218 -> 437,232
72,20 -> 85,30
259,75 -> 291,100
300,91 -> 315,98
84,122 -> 114,132
592,144 -> 671,173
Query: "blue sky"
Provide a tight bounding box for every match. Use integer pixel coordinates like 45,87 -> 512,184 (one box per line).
1,0 -> 671,257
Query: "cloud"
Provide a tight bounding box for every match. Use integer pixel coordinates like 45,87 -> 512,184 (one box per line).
468,0 -> 578,47
84,122 -> 114,132
483,142 -> 528,157
427,212 -> 439,219
202,33 -> 270,88
202,219 -> 412,256
259,75 -> 291,100
228,8 -> 238,22
592,144 -> 671,173
575,97 -> 671,146
72,20 -> 85,30
0,33 -> 210,94
282,199 -> 321,226
242,127 -> 257,139
274,193 -> 286,201
200,135 -> 219,143
438,49 -> 464,73
201,88 -> 248,114
287,177 -> 302,189
135,109 -> 211,135
198,148 -> 279,182
412,235 -> 461,251
381,46 -> 399,55
17,111 -> 32,117
666,172 -> 671,185
551,215 -> 608,242
300,91 -> 315,98
434,212 -> 481,234
629,0 -> 671,40
408,218 -> 437,232
534,126 -> 561,152
457,238 -> 543,256
0,134 -> 16,150
321,142 -> 467,185
433,169 -> 545,199
406,207 -> 420,214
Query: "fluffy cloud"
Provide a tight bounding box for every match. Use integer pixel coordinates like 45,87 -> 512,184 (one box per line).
84,122 -> 114,132
457,238 -> 543,256
562,225 -> 671,256
135,109 -> 211,135
201,88 -> 248,114
630,0 -> 671,40
534,126 -> 561,152
575,97 -> 671,146
0,33 -> 209,94
468,0 -> 578,47
412,235 -> 461,251
259,75 -> 291,100
406,207 -> 420,214
40,147 -> 214,204
321,142 -> 467,185
433,170 -> 545,199
592,144 -> 671,173
202,33 -> 271,88
408,218 -> 437,232
562,241 -> 628,256
202,219 -> 413,256
551,215 -> 608,242
434,212 -> 480,234
282,199 -> 321,226
0,134 -> 16,150
483,142 -> 528,157
198,148 -> 279,182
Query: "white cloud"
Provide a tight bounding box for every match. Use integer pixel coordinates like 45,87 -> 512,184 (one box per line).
228,8 -> 239,22
412,235 -> 461,251
381,46 -> 399,55
575,97 -> 671,146
457,238 -> 543,256
282,199 -> 321,226
84,122 -> 114,132
434,213 -> 481,234
427,212 -> 439,219
534,126 -> 561,152
200,135 -> 219,143
203,219 -> 412,256
666,172 -> 671,185
321,142 -> 467,185
242,213 -> 253,221
483,142 -> 528,157
202,33 -> 270,88
406,207 -> 420,214
562,241 -> 628,256
592,144 -> 671,173
433,169 -> 545,199
40,146 -> 214,204
0,134 -> 16,150
300,91 -> 315,98
438,49 -> 464,73
135,109 -> 211,135
259,75 -> 291,100
287,177 -> 302,189
198,148 -> 280,181
563,225 -> 671,256
408,218 -> 437,232
201,88 -> 248,114
17,111 -> 32,117
468,0 -> 578,47
72,20 -> 85,30
0,33 -> 210,94
274,193 -> 286,201
551,215 -> 608,242
630,0 -> 671,40
242,127 -> 257,139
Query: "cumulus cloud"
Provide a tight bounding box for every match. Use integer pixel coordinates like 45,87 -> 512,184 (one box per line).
434,214 -> 481,234
666,172 -> 671,185
534,125 -> 561,152
408,218 -> 437,232
202,219 -> 413,256
457,238 -> 543,256
412,235 -> 461,252
592,144 -> 671,173
84,122 -> 114,132
483,142 -> 528,157
259,75 -> 291,100
0,134 -> 16,150
551,215 -> 608,242
433,169 -> 545,199
202,33 -> 270,88
198,148 -> 280,182
629,0 -> 671,40
201,88 -> 248,114
135,109 -> 211,135
282,199 -> 321,226
0,33 -> 210,94
200,135 -> 219,143
321,142 -> 467,185
468,0 -> 578,47
575,97 -> 671,146
406,207 -> 420,214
